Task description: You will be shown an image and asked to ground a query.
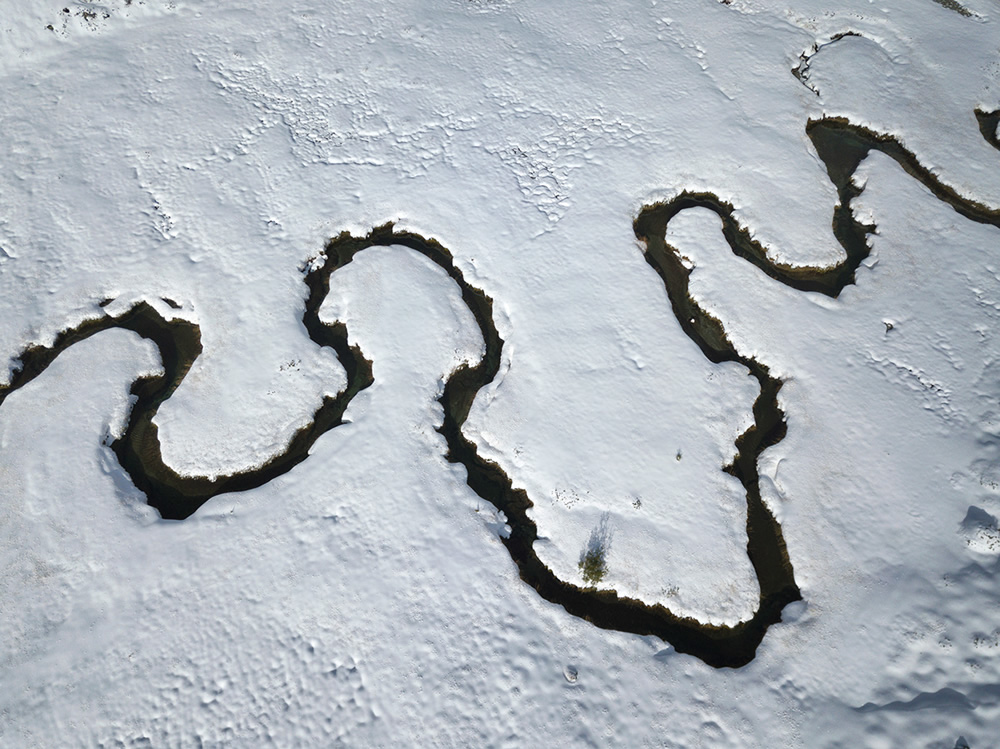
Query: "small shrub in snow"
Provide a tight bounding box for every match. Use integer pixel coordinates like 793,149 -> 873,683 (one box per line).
578,512 -> 613,586
579,546 -> 608,586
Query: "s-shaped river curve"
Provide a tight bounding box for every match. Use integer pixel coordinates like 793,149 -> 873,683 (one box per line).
2,112 -> 998,668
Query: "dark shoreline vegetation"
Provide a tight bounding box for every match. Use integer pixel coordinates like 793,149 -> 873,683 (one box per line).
976,108 -> 1000,152
2,116 -> 999,667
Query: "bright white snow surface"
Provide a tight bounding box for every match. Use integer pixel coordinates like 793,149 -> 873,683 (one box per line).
1,0 -> 999,746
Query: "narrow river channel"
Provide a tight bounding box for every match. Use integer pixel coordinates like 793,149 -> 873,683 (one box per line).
2,115 -> 998,667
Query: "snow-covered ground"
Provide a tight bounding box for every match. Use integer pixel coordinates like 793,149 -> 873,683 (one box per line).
1,0 -> 999,745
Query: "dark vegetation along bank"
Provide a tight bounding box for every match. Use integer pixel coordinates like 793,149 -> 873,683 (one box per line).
2,112 -> 999,667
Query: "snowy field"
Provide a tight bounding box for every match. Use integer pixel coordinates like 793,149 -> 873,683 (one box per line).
1,0 -> 999,746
